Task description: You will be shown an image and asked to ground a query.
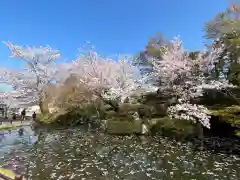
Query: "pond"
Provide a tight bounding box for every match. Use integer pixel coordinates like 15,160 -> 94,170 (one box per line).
0,126 -> 239,180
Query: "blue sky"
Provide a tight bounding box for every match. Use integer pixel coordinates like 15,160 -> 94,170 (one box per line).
0,0 -> 228,91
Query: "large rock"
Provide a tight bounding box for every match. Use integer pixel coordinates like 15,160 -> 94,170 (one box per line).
149,117 -> 196,139
106,120 -> 142,135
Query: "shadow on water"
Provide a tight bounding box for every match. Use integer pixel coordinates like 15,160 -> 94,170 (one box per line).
0,125 -> 239,180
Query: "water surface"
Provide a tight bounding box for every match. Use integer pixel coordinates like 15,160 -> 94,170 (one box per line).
0,127 -> 239,180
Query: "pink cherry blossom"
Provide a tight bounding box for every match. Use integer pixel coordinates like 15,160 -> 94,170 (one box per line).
150,36 -> 234,128
71,51 -> 152,102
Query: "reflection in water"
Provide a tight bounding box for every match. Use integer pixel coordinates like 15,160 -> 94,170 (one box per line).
0,127 -> 239,180
18,128 -> 24,136
0,126 -> 37,176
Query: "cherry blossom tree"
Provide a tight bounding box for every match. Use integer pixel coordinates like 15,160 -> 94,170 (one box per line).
70,50 -> 155,112
0,42 -> 69,114
149,36 -> 235,129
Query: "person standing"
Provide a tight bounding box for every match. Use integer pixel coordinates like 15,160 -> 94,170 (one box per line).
11,113 -> 16,124
32,112 -> 36,122
20,109 -> 26,123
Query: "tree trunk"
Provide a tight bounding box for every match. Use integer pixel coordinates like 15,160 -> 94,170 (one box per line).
39,100 -> 49,114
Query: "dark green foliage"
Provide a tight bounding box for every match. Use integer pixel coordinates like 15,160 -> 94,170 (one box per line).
203,4 -> 240,85
53,104 -> 107,127
35,113 -> 54,124
236,130 -> 240,137
140,92 -> 171,118
216,34 -> 240,85
188,51 -> 201,60
137,105 -> 155,119
197,88 -> 240,106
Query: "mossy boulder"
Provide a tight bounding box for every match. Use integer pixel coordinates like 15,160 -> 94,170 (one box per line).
201,106 -> 240,138
210,105 -> 240,128
150,117 -> 196,140
105,103 -> 154,120
106,120 -> 142,135
43,104 -> 108,127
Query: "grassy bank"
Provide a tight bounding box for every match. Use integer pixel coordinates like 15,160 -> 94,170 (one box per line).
0,122 -> 31,131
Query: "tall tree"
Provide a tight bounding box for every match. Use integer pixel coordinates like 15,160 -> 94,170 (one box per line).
0,42 -> 68,114
134,33 -> 170,75
204,2 -> 240,85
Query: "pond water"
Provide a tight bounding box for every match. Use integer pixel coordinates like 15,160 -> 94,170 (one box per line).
0,126 -> 239,180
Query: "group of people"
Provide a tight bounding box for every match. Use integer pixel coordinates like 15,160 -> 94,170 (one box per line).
10,109 -> 36,124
